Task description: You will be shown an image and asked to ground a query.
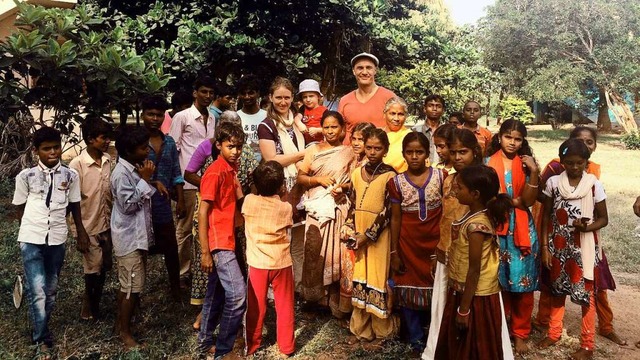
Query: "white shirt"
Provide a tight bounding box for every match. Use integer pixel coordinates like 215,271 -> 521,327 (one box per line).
238,108 -> 266,162
12,161 -> 81,245
412,120 -> 440,166
110,158 -> 156,257
169,105 -> 215,190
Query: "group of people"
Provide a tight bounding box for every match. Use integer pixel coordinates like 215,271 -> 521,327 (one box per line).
11,51 -> 636,360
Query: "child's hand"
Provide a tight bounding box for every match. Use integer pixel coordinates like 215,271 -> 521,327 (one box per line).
317,176 -> 336,188
573,218 -> 590,232
76,231 -> 90,254
455,312 -> 470,331
339,224 -> 355,241
154,181 -> 170,198
136,160 -> 155,182
390,253 -> 405,275
201,252 -> 213,273
309,127 -> 322,137
541,247 -> 552,270
348,233 -> 369,251
520,155 -> 539,173
176,199 -> 186,219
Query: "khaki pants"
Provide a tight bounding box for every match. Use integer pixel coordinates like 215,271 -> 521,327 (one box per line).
175,189 -> 197,278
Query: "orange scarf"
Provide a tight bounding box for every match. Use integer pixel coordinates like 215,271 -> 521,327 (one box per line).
488,150 -> 531,255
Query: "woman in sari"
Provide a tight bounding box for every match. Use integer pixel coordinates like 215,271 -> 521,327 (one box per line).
297,111 -> 355,319
383,97 -> 412,173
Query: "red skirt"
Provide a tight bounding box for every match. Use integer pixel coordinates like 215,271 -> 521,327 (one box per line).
435,289 -> 504,360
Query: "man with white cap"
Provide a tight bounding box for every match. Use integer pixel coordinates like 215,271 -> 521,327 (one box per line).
338,52 -> 396,143
296,79 -> 328,145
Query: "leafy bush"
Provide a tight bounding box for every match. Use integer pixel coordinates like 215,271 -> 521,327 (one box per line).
499,96 -> 535,124
622,132 -> 640,150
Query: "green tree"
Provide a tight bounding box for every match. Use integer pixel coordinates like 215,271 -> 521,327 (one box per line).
481,0 -> 640,132
0,2 -> 171,176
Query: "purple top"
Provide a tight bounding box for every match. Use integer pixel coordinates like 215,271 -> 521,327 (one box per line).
185,139 -> 213,173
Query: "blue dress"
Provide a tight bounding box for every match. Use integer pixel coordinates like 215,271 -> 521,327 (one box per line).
498,170 -> 539,292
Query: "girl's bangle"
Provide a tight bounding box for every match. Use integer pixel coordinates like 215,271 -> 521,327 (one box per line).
390,250 -> 397,254
457,306 -> 471,317
308,177 -> 312,187
526,183 -> 539,188
429,254 -> 437,260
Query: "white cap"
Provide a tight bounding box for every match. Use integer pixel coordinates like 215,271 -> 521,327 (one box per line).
350,52 -> 379,67
297,79 -> 323,97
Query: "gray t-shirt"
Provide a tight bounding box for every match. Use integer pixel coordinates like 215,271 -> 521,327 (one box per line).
238,109 -> 267,162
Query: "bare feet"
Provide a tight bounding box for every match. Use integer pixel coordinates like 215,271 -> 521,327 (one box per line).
345,335 -> 360,346
80,295 -> 93,320
362,338 -> 384,351
537,337 -> 558,349
120,332 -> 141,350
514,337 -> 530,354
600,331 -> 628,346
35,344 -> 52,360
569,348 -> 593,360
193,311 -> 202,331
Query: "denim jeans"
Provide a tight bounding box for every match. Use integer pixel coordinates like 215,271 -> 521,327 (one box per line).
19,242 -> 66,346
198,250 -> 247,358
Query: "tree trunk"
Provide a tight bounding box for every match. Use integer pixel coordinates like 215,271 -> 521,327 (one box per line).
320,25 -> 344,101
634,90 -> 640,118
597,87 -> 611,131
604,88 -> 638,134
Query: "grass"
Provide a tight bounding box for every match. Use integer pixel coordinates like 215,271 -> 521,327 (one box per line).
1,124 -> 639,359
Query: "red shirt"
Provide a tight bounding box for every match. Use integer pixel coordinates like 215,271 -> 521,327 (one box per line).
200,156 -> 237,251
302,105 -> 327,144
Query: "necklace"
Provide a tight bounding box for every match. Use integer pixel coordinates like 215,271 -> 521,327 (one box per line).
364,161 -> 383,183
452,209 -> 487,225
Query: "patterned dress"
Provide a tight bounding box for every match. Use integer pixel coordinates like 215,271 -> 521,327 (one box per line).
497,170 -> 539,292
387,168 -> 445,309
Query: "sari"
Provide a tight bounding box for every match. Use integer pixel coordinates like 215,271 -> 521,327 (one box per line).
300,145 -> 355,317
384,127 -> 411,173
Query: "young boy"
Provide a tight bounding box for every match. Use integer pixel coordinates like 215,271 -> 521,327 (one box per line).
461,100 -> 492,153
12,126 -> 90,358
448,111 -> 463,126
236,75 -> 266,162
295,79 -> 327,145
141,95 -> 185,299
209,83 -> 234,121
69,118 -> 114,320
412,94 -> 446,165
197,122 -> 247,359
243,161 -> 295,357
111,125 -> 156,349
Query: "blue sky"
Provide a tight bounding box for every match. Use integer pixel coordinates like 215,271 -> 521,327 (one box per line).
444,0 -> 495,25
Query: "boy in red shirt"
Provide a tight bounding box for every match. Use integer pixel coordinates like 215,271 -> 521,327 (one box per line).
197,122 -> 246,359
294,79 -> 327,145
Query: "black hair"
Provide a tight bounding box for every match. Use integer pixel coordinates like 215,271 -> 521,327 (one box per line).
171,90 -> 193,109
449,111 -> 463,121
363,128 -> 390,151
447,128 -> 483,165
115,125 -> 149,159
559,138 -> 590,161
458,165 -> 512,227
193,76 -> 216,91
424,94 -> 446,109
32,126 -> 61,149
351,122 -> 375,138
215,122 -> 245,145
402,131 -> 430,155
140,94 -> 169,112
215,83 -> 234,98
320,110 -> 344,127
569,126 -> 597,142
253,160 -> 285,196
81,115 -> 113,143
463,100 -> 481,110
486,118 -> 533,157
433,123 -> 457,141
236,74 -> 261,94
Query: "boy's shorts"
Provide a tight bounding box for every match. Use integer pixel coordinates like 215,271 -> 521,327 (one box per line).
116,250 -> 147,296
82,231 -> 109,274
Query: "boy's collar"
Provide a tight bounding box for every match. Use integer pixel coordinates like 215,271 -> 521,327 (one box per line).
38,160 -> 61,172
216,155 -> 238,171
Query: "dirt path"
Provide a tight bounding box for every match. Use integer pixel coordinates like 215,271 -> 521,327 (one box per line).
525,279 -> 640,360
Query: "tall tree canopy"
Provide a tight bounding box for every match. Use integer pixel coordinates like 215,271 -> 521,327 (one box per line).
480,0 -> 640,132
